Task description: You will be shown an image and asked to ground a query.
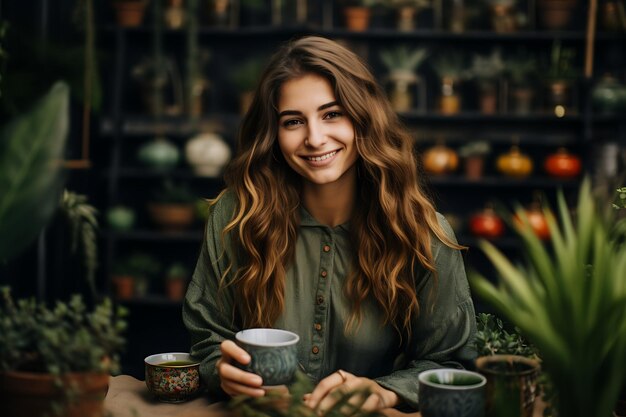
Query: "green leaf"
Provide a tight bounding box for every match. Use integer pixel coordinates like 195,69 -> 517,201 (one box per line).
0,82 -> 69,262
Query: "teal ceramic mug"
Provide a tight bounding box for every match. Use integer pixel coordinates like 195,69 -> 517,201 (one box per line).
418,368 -> 487,417
235,328 -> 299,387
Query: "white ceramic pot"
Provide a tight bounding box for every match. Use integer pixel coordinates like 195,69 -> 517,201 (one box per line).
185,133 -> 231,177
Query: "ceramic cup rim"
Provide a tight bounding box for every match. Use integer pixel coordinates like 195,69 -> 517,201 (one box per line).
144,352 -> 200,367
235,328 -> 300,347
418,369 -> 487,390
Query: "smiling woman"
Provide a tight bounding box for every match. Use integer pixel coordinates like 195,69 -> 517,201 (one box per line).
183,36 -> 477,413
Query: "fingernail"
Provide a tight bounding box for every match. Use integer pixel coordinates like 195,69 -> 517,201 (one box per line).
251,376 -> 263,385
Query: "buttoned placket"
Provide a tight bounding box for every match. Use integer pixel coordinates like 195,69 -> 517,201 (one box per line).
309,228 -> 334,379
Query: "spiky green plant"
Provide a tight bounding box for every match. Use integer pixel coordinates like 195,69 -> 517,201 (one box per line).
229,371 -> 385,417
470,179 -> 626,417
379,46 -> 429,74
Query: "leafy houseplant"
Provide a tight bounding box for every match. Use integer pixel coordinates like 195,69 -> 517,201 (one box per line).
505,51 -> 537,115
379,45 -> 428,112
430,51 -> 467,114
457,141 -> 491,179
468,49 -> 505,114
0,288 -> 127,417
112,252 -> 162,299
230,56 -> 264,115
164,262 -> 189,301
470,179 -> 626,417
147,179 -> 197,231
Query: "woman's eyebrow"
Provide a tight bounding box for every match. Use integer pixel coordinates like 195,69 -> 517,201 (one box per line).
278,101 -> 340,118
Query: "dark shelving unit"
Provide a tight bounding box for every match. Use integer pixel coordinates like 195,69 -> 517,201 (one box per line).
97,0 -> 625,378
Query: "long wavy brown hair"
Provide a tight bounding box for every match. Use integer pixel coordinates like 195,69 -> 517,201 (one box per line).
216,36 -> 461,335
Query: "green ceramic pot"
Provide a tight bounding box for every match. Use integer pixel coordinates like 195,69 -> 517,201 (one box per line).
138,137 -> 180,170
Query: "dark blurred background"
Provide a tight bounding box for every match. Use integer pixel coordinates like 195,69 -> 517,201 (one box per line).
0,0 -> 624,379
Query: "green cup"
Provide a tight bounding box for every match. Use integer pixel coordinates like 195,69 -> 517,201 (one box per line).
418,369 -> 486,417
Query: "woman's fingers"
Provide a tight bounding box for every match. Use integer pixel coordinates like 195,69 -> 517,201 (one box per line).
217,340 -> 264,397
305,370 -> 350,409
220,340 -> 251,365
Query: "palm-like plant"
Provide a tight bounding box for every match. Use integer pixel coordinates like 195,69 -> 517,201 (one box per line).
470,179 -> 626,417
379,45 -> 429,77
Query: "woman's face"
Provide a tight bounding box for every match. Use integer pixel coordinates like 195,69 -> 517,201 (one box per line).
277,73 -> 358,188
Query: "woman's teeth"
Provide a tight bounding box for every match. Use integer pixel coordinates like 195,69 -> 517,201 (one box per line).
306,151 -> 337,161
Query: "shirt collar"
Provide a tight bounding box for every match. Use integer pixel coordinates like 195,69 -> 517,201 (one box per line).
299,204 -> 350,232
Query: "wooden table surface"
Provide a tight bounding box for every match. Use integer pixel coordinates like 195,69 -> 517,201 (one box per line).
104,375 -> 545,417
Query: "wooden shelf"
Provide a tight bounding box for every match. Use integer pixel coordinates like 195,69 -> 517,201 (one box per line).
426,176 -> 581,187
105,229 -> 204,242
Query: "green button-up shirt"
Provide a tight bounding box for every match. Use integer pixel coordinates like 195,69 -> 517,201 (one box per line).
183,191 -> 477,410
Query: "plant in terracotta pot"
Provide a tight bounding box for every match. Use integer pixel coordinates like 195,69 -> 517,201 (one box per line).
0,287 -> 127,417
147,179 -> 197,231
430,51 -> 467,115
467,48 -> 505,114
340,0 -> 377,31
112,252 -> 162,299
543,40 -> 579,117
485,0 -> 522,32
470,179 -> 626,417
458,140 -> 491,179
536,0 -> 577,30
379,45 -> 429,112
111,0 -> 150,27
504,51 -> 538,115
164,262 -> 189,301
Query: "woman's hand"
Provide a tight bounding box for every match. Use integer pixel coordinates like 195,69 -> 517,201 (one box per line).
304,370 -> 399,414
215,340 -> 265,397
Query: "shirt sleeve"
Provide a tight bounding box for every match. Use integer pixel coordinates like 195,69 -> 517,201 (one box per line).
182,195 -> 238,400
374,214 -> 478,411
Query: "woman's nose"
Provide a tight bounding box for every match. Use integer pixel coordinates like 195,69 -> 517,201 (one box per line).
305,121 -> 326,147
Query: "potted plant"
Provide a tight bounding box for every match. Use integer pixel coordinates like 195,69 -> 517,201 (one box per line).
164,262 -> 189,301
379,45 -> 429,112
230,55 -> 264,115
467,49 -> 505,114
544,40 -> 579,116
340,0 -> 377,31
430,51 -> 467,115
0,288 -> 126,417
111,0 -> 150,27
112,252 -> 162,299
388,0 -> 432,31
147,179 -> 197,231
458,140 -> 491,179
505,51 -> 538,115
485,0 -> 521,32
474,313 -> 542,417
470,179 -> 626,417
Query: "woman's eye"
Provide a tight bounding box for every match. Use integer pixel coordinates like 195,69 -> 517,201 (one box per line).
282,119 -> 303,128
324,110 -> 343,120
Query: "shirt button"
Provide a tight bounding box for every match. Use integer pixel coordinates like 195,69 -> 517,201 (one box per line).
314,323 -> 322,331
321,270 -> 327,277
312,346 -> 320,354
323,245 -> 331,252
317,295 -> 324,305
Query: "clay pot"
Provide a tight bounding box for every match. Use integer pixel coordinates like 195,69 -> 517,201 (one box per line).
112,0 -> 148,27
537,0 -> 577,30
165,279 -> 187,301
148,203 -> 195,231
0,371 -> 109,417
343,7 -> 371,31
112,275 -> 135,299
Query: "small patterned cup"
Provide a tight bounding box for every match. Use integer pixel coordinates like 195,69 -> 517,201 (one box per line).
418,368 -> 487,417
235,328 -> 300,387
144,352 -> 201,403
